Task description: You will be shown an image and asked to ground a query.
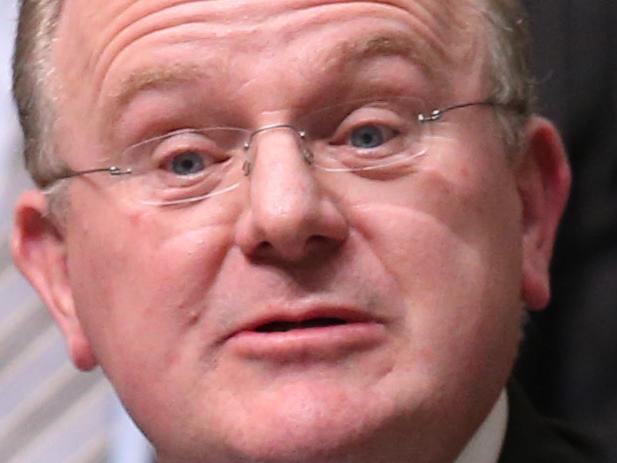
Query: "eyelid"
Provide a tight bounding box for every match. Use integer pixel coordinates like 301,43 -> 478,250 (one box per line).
143,130 -> 225,165
329,105 -> 407,143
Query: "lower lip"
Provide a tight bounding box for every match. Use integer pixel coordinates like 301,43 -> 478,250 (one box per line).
227,322 -> 386,361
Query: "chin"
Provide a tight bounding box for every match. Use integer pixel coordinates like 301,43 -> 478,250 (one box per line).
203,384 -> 408,463
218,423 -> 382,463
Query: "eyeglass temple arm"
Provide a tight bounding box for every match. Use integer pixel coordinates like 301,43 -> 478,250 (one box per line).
418,100 -> 515,123
55,165 -> 133,180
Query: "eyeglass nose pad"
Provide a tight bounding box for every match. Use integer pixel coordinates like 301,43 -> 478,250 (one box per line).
302,149 -> 314,164
243,159 -> 252,176
297,130 -> 314,165
242,140 -> 252,176
241,126 -> 312,176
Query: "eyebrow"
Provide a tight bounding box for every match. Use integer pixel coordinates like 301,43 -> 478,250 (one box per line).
110,62 -> 210,108
106,32 -> 444,120
334,32 -> 443,78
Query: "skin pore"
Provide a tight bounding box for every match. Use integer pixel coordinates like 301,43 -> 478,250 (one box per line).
13,1 -> 570,462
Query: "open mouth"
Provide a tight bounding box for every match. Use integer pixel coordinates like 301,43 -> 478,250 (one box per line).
254,317 -> 348,333
228,312 -> 385,358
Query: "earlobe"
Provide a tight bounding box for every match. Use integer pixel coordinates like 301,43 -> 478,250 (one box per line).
12,190 -> 98,370
517,117 -> 571,310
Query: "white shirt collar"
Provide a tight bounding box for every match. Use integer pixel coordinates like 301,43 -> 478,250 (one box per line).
454,389 -> 508,463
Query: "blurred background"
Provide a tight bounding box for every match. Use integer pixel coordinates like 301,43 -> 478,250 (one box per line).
0,1 -> 152,462
516,1 -> 616,459
1,1 -> 615,462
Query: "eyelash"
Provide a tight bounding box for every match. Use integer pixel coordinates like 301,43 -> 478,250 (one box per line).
330,109 -> 405,144
151,132 -> 224,166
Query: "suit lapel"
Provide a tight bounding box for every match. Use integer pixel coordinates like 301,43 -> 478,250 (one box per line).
498,383 -> 604,462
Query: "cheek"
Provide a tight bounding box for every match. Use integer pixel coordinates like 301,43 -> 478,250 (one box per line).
351,162 -> 523,284
65,205 -> 235,383
348,161 -> 524,379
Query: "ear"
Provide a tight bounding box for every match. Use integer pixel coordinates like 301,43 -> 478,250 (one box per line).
12,190 -> 98,370
517,117 -> 571,310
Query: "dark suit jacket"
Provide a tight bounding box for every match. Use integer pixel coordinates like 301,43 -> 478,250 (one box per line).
498,384 -> 609,463
516,1 -> 617,458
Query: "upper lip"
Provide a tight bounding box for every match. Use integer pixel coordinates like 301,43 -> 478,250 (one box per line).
224,305 -> 380,340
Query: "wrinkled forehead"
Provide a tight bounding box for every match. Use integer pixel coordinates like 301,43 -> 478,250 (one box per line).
55,0 -> 480,69
52,0 -> 486,117
59,0 -> 472,32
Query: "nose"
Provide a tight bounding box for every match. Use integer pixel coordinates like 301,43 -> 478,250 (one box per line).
234,128 -> 349,262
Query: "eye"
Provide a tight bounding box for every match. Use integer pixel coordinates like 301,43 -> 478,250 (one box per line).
168,151 -> 207,175
349,125 -> 396,149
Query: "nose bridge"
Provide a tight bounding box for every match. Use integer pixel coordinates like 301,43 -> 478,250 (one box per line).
242,122 -> 312,178
245,123 -> 306,151
247,123 -> 316,207
243,123 -> 312,171
235,122 -> 348,261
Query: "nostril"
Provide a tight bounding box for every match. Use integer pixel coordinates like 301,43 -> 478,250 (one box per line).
251,234 -> 337,264
306,234 -> 341,252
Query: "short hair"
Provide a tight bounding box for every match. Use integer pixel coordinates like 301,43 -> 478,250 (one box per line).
478,0 -> 534,153
12,0 -> 533,188
13,0 -> 63,188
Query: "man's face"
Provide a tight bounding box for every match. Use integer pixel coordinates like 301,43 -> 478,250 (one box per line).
31,0 -> 559,461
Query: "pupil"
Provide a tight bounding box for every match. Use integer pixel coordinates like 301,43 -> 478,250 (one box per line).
172,153 -> 204,175
351,126 -> 384,149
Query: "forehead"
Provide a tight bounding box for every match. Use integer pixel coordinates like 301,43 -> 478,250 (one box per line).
53,0 -> 483,122
59,0 -> 470,36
